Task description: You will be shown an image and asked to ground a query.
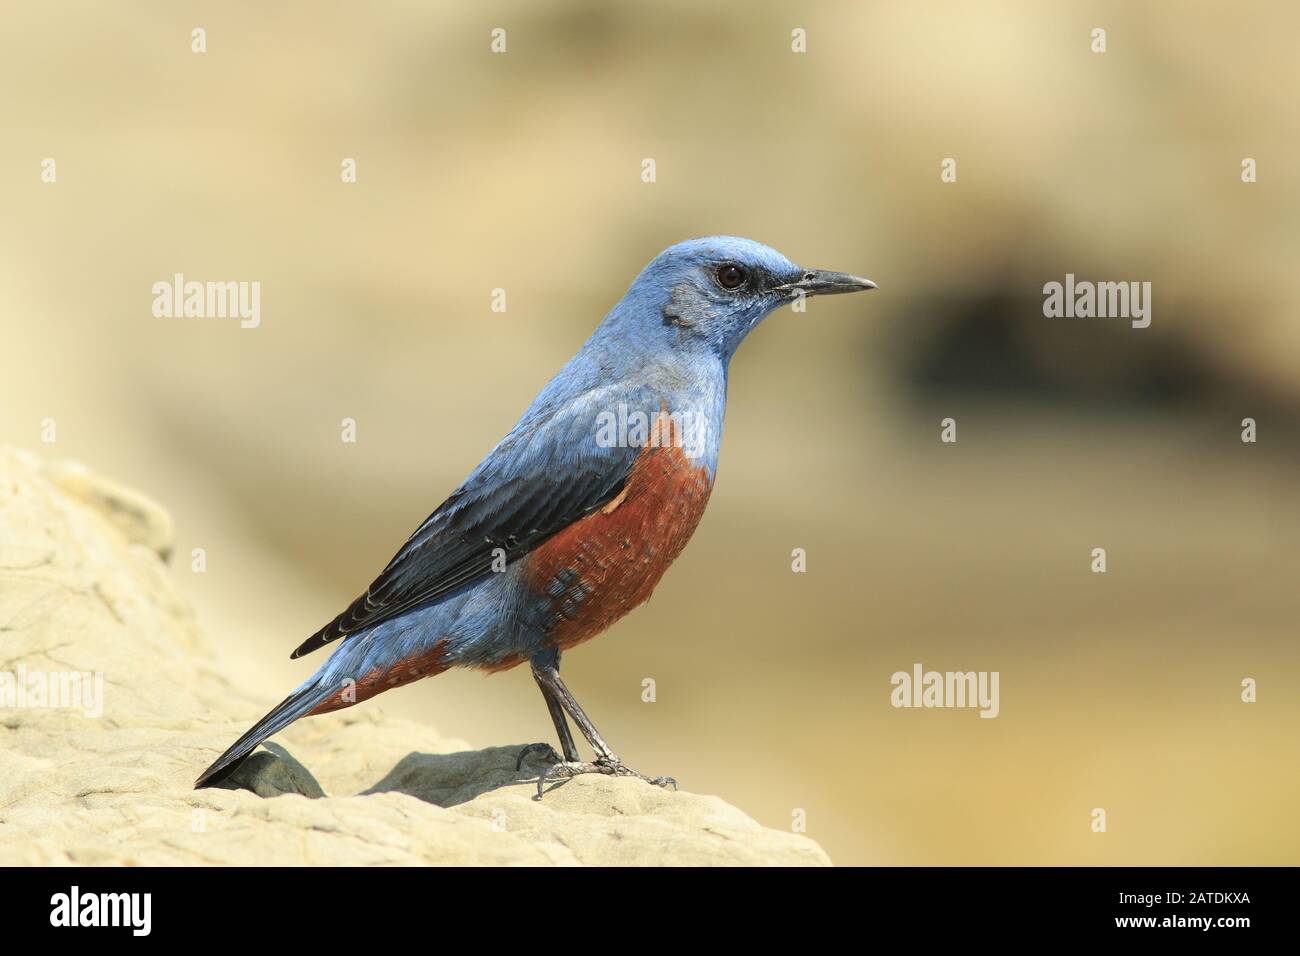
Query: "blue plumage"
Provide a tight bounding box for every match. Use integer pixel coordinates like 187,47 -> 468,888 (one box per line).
195,237 -> 874,789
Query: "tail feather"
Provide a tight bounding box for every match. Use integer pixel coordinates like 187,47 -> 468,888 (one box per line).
194,680 -> 334,788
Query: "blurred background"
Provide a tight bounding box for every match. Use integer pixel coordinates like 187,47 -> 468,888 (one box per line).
2,0 -> 1298,865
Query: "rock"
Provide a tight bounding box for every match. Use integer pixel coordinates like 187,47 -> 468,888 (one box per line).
216,750 -> 327,800
0,447 -> 830,866
40,454 -> 177,561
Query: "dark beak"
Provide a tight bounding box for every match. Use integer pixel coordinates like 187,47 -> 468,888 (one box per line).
776,269 -> 878,298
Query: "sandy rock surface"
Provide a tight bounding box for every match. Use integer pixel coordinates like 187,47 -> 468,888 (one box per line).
0,447 -> 830,866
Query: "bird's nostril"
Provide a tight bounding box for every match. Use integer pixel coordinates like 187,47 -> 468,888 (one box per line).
803,272 -> 816,282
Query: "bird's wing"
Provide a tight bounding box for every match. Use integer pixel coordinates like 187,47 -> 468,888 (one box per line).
290,388 -> 643,659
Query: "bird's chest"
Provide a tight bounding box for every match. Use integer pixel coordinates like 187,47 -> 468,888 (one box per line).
524,437 -> 714,649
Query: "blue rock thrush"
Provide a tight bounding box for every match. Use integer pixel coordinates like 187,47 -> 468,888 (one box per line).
195,237 -> 875,794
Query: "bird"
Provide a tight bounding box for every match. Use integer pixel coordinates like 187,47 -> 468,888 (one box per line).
194,236 -> 875,795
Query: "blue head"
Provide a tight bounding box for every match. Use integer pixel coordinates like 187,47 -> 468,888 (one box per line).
596,236 -> 875,364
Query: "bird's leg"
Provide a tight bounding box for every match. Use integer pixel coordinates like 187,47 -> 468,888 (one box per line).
516,665 -> 581,769
541,687 -> 582,760
528,657 -> 677,797
515,649 -> 579,769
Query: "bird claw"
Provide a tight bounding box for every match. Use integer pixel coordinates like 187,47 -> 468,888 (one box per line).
515,742 -> 564,771
535,755 -> 678,798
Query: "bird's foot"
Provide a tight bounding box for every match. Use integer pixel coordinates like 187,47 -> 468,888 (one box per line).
515,742 -> 563,771
535,754 -> 677,798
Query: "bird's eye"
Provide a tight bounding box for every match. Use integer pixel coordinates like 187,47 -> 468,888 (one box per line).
716,263 -> 747,290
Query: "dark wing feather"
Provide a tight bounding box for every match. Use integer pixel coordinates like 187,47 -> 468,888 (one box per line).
290,449 -> 635,659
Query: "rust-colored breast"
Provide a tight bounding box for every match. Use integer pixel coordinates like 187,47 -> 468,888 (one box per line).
525,437 -> 713,652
